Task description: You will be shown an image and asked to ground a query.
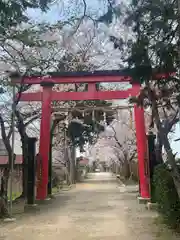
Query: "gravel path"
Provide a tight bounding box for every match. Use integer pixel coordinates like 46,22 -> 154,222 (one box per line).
0,172 -> 179,240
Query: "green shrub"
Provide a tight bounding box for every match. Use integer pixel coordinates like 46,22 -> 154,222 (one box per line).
153,164 -> 180,230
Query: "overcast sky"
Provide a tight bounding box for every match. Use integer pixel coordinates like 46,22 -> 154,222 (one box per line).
5,1 -> 180,158
24,2 -> 180,157
27,0 -> 107,24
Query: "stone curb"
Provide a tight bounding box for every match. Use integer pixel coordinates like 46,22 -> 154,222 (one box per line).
146,202 -> 158,211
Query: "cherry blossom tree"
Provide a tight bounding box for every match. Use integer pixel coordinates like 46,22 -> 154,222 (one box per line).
88,108 -> 137,178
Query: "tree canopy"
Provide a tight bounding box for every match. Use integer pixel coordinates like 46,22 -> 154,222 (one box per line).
0,0 -> 52,33
103,0 -> 178,71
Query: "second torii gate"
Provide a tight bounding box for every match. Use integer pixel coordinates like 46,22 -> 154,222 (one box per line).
12,69 -> 173,201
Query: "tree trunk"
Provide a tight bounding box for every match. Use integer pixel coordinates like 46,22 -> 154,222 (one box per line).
0,115 -> 12,217
115,164 -> 119,174
66,160 -> 71,185
123,161 -> 131,179
64,166 -> 71,186
15,110 -> 29,200
161,131 -> 180,198
64,150 -> 71,186
149,89 -> 180,198
0,168 -> 10,218
155,133 -> 163,164
65,147 -> 71,185
17,141 -> 28,200
69,145 -> 76,184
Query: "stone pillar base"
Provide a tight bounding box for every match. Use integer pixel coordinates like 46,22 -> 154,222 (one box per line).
24,204 -> 39,212
48,194 -> 56,199
35,198 -> 52,204
3,217 -> 16,222
137,196 -> 150,204
146,202 -> 158,210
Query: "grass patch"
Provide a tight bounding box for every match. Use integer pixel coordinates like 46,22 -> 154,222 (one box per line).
8,192 -> 21,201
153,164 -> 180,230
153,216 -> 180,239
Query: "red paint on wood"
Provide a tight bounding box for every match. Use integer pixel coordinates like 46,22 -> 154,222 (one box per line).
0,155 -> 22,165
36,86 -> 52,200
13,75 -> 131,84
88,83 -> 96,92
18,88 -> 139,102
134,101 -> 150,199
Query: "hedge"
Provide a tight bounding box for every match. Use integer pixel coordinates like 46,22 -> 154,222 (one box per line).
152,164 -> 180,230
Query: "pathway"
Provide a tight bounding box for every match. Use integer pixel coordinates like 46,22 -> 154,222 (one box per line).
0,172 -> 179,240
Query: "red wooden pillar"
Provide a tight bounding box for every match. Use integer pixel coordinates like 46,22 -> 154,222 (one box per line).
36,82 -> 53,200
132,84 -> 150,199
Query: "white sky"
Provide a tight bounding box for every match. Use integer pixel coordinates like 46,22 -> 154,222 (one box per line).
2,1 -> 180,158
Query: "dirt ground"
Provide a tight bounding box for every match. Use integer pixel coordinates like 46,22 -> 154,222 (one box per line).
0,172 -> 179,240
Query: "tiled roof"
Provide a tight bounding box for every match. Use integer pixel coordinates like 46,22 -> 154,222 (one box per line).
77,157 -> 89,165
0,155 -> 89,165
0,155 -> 22,165
79,159 -> 89,165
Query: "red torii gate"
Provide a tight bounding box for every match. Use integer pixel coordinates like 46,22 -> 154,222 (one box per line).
12,69 -> 173,201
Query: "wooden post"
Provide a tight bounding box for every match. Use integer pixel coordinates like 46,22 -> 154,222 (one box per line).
36,82 -> 53,200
